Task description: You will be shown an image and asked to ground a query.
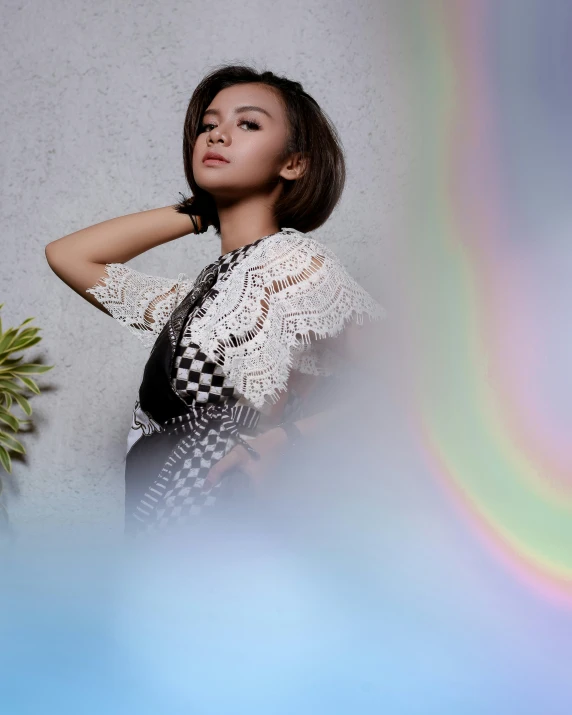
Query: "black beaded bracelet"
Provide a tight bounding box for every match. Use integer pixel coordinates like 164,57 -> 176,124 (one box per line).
176,192 -> 208,234
189,214 -> 201,235
276,420 -> 303,448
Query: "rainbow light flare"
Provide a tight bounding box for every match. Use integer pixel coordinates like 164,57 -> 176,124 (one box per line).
397,0 -> 572,606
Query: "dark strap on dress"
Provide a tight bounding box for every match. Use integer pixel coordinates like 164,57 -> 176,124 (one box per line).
160,402 -> 262,461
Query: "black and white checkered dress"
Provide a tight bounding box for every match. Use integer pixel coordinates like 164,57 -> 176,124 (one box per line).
125,240 -> 304,534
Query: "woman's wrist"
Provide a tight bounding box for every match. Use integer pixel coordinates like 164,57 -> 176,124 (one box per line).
266,425 -> 291,450
173,193 -> 210,234
274,420 -> 303,449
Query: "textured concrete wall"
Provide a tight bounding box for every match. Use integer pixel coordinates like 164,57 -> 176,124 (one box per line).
1,0 -> 409,536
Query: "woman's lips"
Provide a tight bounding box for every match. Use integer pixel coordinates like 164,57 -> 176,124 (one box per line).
202,151 -> 230,164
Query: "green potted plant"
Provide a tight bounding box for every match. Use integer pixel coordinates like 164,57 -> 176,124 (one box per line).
0,303 -> 54,524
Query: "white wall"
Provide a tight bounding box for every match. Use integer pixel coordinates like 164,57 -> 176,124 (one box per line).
1,0 -> 408,535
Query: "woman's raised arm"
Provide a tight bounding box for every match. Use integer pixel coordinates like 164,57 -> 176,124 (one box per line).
44,205 -> 202,314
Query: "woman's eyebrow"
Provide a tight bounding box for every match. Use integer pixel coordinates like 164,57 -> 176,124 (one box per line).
203,105 -> 273,119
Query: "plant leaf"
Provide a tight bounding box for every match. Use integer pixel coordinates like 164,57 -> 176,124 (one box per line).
0,365 -> 23,375
6,326 -> 39,341
0,325 -> 40,345
0,328 -> 20,354
9,336 -> 43,353
8,363 -> 54,375
14,376 -> 40,394
0,379 -> 23,395
1,336 -> 42,357
0,357 -> 24,367
0,431 -> 25,454
0,445 -> 12,474
0,407 -> 19,431
10,392 -> 32,416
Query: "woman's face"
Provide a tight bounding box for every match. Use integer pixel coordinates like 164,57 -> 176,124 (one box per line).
192,82 -> 299,201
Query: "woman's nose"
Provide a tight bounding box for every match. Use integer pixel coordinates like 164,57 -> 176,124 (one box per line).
208,126 -> 228,143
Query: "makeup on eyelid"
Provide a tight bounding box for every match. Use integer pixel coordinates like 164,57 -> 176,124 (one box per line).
199,119 -> 262,133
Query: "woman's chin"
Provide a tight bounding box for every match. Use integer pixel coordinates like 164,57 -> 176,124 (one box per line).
194,171 -> 234,193
195,180 -> 254,202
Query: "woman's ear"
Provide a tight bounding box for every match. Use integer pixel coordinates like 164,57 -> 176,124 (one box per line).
279,152 -> 308,181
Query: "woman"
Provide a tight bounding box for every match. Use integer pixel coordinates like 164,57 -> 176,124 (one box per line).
45,64 -> 386,536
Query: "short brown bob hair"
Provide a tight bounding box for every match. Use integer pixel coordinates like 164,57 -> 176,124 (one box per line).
174,63 -> 346,234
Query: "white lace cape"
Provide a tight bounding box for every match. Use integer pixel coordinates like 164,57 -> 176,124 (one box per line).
86,228 -> 386,410
187,230 -> 385,409
86,266 -> 195,346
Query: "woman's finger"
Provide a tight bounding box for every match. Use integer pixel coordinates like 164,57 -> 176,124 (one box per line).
205,445 -> 246,487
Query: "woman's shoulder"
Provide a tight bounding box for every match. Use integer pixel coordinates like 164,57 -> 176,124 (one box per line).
252,228 -> 382,311
245,228 -> 354,284
261,227 -> 340,258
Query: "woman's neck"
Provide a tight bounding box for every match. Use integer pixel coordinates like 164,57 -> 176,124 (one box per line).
215,194 -> 281,255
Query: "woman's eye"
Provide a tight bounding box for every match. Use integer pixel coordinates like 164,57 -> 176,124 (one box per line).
239,119 -> 261,130
198,119 -> 261,133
